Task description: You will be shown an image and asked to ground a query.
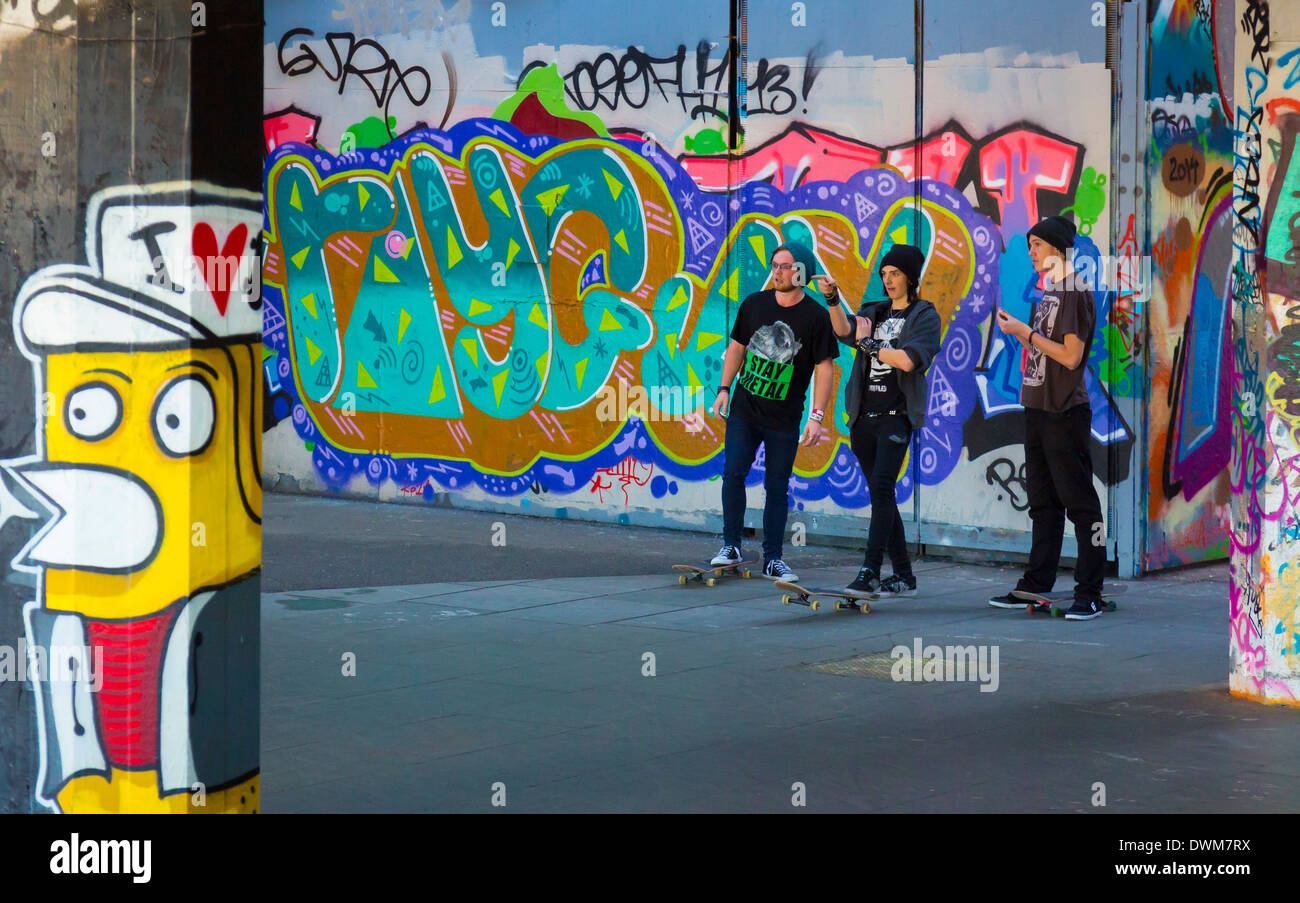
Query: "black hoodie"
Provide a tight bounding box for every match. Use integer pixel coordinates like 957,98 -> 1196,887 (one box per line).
837,297 -> 943,431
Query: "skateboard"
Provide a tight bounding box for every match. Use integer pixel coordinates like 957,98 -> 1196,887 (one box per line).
1013,585 -> 1126,617
672,560 -> 757,586
774,581 -> 873,614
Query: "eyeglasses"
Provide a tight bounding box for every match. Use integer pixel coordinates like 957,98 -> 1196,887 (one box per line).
771,263 -> 798,272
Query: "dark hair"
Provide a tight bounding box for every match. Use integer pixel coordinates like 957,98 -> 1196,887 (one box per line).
770,243 -> 795,263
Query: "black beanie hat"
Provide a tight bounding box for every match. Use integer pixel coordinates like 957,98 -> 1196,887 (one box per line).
1027,215 -> 1077,253
879,243 -> 925,288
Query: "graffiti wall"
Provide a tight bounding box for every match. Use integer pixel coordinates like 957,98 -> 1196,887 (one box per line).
1230,0 -> 1300,702
1144,0 -> 1236,570
262,0 -> 1119,553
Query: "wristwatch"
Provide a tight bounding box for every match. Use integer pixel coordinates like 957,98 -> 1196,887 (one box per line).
717,385 -> 731,394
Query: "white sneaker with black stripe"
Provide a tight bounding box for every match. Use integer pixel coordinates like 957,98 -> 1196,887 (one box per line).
710,545 -> 742,566
763,559 -> 798,582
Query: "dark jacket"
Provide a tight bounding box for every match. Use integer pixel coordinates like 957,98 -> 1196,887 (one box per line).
837,297 -> 943,431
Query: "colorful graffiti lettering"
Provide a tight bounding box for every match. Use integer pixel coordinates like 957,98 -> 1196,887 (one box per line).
674,118 -> 1131,478
265,105 -> 321,154
1164,186 -> 1235,500
263,117 -> 1014,508
1261,110 -> 1300,303
263,105 -> 1138,510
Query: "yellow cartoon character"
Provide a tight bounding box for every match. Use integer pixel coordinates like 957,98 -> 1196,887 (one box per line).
5,183 -> 262,813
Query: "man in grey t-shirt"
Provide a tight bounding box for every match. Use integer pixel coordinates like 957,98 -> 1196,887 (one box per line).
990,215 -> 1107,620
1021,282 -> 1095,412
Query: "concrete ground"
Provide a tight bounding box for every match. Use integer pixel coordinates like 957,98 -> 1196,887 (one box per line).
262,493 -> 1299,813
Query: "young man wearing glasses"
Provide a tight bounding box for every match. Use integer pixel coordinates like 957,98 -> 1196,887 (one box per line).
707,243 -> 839,581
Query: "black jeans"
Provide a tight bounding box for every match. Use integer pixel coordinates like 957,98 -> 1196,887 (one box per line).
848,413 -> 913,578
1016,405 -> 1105,601
721,411 -> 799,562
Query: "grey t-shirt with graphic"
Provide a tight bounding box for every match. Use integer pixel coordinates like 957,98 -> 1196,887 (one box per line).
1021,284 -> 1094,413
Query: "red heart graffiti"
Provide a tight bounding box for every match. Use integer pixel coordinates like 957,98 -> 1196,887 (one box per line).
192,222 -> 249,316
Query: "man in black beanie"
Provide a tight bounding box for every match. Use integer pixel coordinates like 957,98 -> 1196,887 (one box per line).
822,243 -> 941,600
991,214 -> 1107,620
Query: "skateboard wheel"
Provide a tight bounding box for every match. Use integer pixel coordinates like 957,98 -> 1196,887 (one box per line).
860,604 -> 871,614
835,601 -> 845,611
1052,606 -> 1065,618
706,577 -> 716,587
742,569 -> 751,579
810,600 -> 820,612
782,594 -> 791,606
678,575 -> 688,586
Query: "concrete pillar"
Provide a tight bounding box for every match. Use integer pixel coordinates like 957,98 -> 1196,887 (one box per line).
0,0 -> 263,811
1231,0 -> 1300,703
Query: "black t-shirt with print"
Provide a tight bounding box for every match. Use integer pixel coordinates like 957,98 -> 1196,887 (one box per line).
1021,284 -> 1095,412
863,305 -> 909,416
728,289 -> 838,432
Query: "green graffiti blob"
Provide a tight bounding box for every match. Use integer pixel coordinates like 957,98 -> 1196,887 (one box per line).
1102,324 -> 1136,398
341,116 -> 397,154
684,127 -> 728,155
1064,166 -> 1108,236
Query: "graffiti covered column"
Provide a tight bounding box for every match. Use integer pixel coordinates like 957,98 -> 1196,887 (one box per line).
0,0 -> 78,815
0,0 -> 265,811
1231,0 -> 1300,702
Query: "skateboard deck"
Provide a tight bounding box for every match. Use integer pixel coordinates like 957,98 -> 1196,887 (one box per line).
672,560 -> 757,586
1013,586 -> 1125,617
774,581 -> 873,614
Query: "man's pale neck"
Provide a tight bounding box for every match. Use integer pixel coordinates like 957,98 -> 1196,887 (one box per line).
775,288 -> 805,306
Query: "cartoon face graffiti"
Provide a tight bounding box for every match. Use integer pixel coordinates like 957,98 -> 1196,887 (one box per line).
26,346 -> 262,620
4,183 -> 263,813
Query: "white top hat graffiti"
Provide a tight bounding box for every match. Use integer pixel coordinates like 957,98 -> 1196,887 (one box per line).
14,182 -> 264,354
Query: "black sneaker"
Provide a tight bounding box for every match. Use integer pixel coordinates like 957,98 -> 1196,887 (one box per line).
844,566 -> 880,599
878,574 -> 917,597
763,558 -> 798,581
988,592 -> 1024,609
710,545 -> 742,566
1063,598 -> 1103,621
